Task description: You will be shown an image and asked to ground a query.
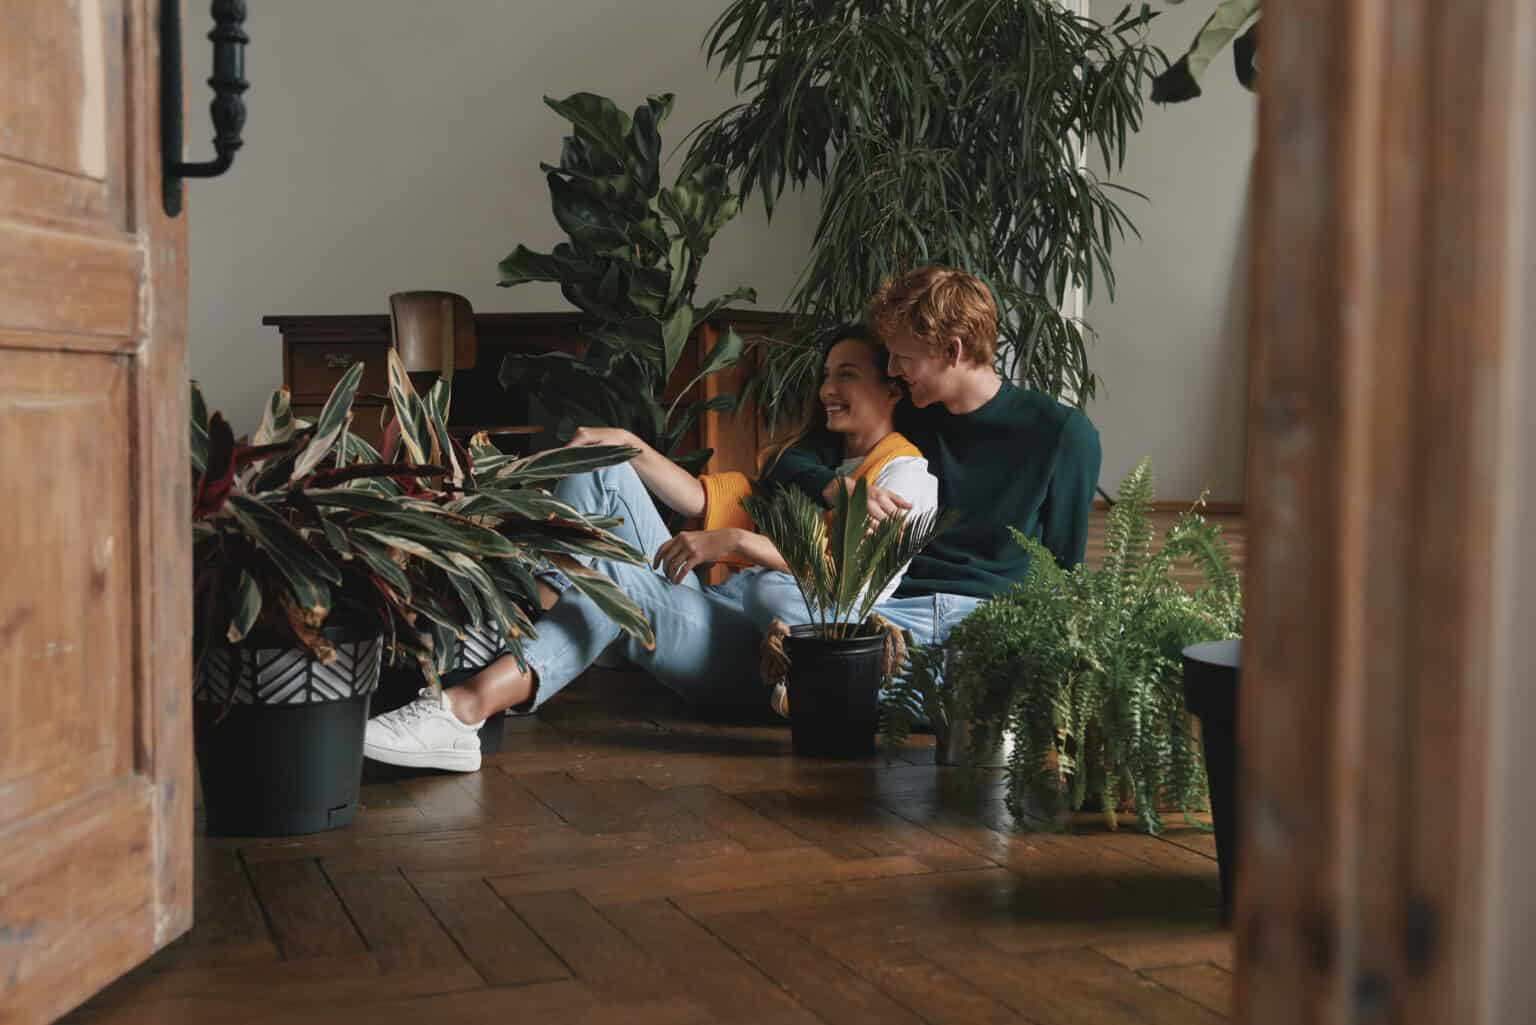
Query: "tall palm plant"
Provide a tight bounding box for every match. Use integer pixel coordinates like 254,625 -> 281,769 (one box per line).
742,478 -> 953,639
686,0 -> 1164,425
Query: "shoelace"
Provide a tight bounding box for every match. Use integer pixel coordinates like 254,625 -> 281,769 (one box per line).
390,691 -> 442,723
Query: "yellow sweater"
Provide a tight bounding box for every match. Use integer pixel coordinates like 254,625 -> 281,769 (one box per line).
697,432 -> 923,568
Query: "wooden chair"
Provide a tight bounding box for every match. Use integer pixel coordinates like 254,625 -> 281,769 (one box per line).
388,290 -> 477,385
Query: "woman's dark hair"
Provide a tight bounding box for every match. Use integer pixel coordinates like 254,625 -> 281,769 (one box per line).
756,324 -> 902,477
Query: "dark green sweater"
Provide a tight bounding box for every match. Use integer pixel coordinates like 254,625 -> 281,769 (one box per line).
766,383 -> 1102,599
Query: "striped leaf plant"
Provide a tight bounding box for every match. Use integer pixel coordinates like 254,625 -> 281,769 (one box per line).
191,350 -> 653,690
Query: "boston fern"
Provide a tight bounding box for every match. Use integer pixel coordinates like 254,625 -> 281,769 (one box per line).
191,350 -> 653,690
742,478 -> 953,639
498,92 -> 756,472
945,460 -> 1241,834
687,1 -> 1164,425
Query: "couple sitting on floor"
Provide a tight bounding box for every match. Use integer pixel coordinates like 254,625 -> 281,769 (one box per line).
364,266 -> 1102,773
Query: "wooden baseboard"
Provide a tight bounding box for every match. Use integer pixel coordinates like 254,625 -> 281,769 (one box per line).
1091,499 -> 1245,515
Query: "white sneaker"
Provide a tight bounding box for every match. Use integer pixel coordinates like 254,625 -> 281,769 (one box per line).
364,688 -> 484,772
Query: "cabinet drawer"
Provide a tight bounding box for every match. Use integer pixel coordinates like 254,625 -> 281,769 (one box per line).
288,341 -> 391,402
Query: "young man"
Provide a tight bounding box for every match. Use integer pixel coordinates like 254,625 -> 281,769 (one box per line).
745,266 -> 1102,647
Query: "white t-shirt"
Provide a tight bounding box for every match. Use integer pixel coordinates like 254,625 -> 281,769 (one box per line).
835,453 -> 940,604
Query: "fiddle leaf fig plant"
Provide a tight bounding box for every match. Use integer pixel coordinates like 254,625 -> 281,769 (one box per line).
498,92 -> 756,472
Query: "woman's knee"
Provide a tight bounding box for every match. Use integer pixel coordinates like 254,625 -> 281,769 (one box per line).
742,571 -> 808,631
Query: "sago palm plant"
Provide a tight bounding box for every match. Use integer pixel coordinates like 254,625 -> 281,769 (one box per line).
741,478 -> 953,639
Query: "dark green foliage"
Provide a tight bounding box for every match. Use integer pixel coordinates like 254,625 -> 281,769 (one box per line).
497,92 -> 755,462
687,1 -> 1165,426
1151,0 -> 1261,103
944,459 -> 1242,834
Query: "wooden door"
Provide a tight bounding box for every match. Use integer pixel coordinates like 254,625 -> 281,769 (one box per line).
0,2 -> 193,1022
1237,0 -> 1527,1022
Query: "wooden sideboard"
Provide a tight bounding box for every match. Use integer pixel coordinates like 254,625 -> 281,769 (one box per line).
263,309 -> 796,479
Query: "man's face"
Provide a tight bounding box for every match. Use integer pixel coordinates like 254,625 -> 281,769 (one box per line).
884,331 -> 952,408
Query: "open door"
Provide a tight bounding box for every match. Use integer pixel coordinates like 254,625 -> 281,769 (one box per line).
0,2 -> 193,1022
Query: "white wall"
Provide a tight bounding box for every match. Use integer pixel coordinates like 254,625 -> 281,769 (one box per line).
185,0 -> 820,431
1086,1 -> 1257,503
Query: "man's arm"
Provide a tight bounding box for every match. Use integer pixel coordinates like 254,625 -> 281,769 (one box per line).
761,443 -> 838,504
1039,412 -> 1102,569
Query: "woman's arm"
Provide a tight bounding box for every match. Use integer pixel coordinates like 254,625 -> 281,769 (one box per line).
653,528 -> 789,584
567,426 -> 706,517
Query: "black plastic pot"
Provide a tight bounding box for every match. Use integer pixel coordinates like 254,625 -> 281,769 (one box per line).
194,631 -> 382,837
1182,638 -> 1241,920
784,625 -> 886,758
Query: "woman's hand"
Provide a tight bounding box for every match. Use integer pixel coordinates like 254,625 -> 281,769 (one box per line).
567,426 -> 638,450
820,476 -> 913,523
653,529 -> 743,584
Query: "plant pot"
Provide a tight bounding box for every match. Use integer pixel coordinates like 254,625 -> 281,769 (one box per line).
783,625 -> 886,758
1182,637 -> 1241,920
934,717 -> 1010,767
194,631 -> 382,837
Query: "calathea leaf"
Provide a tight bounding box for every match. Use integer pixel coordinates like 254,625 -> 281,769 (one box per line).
253,386 -> 295,446
225,569 -> 262,643
386,348 -> 433,465
190,383 -> 210,474
291,362 -> 364,481
545,554 -> 655,650
194,412 -> 237,518
225,495 -> 338,623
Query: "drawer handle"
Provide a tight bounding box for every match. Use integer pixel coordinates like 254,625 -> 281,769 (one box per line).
322,352 -> 353,370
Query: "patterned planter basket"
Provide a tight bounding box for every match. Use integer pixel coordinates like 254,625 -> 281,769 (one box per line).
194,633 -> 384,837
195,635 -> 383,706
454,625 -> 507,673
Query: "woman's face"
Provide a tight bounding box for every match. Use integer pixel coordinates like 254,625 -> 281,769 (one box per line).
819,338 -> 902,437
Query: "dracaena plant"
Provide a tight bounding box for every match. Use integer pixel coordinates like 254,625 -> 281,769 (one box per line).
943,460 -> 1242,834
497,92 -> 756,473
686,0 -> 1164,427
741,478 -> 953,640
190,349 -> 654,690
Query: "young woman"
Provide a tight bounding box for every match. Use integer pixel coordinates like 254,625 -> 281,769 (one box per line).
363,327 -> 938,772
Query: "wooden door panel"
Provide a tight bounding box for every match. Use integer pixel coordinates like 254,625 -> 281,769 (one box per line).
0,351 -> 135,823
1,0 -> 192,1021
0,0 -> 128,233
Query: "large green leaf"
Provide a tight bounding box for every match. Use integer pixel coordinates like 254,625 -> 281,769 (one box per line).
627,96 -> 666,198
548,173 -> 631,250
544,93 -> 633,168
493,443 -> 639,487
1152,0 -> 1261,102
658,166 -> 740,257
661,306 -> 694,378
424,378 -> 463,488
497,243 -> 593,288
291,363 -> 363,481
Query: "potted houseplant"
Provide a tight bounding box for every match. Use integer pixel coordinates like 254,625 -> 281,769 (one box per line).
743,479 -> 951,757
945,460 -> 1242,834
497,92 -> 756,472
191,351 -> 651,836
686,0 -> 1163,427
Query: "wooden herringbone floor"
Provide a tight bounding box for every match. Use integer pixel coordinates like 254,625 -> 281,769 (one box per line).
64,508 -> 1243,1025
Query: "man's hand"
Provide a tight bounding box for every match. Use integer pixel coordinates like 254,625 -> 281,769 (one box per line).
567,426 -> 638,450
653,529 -> 742,584
820,476 -> 913,524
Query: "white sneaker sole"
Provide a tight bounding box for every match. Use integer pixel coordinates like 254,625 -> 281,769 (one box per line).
363,742 -> 481,773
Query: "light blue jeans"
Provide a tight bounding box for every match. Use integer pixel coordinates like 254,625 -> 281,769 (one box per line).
740,570 -> 983,649
512,462 -> 767,715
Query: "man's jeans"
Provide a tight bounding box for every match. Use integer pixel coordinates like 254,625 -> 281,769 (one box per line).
513,462 -> 766,715
740,570 -> 983,648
